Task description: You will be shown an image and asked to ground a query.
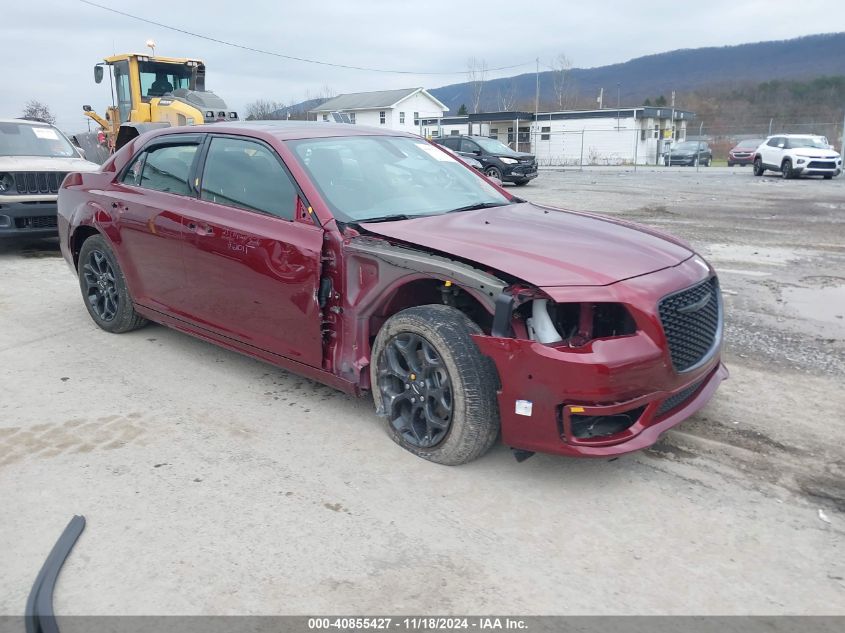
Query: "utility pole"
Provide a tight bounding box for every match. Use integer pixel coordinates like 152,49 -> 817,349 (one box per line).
670,90 -> 676,141
534,58 -> 540,155
840,110 -> 844,154
597,88 -> 603,109
616,82 -> 621,130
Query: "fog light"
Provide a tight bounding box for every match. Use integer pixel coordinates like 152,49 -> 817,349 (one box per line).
797,158 -> 806,164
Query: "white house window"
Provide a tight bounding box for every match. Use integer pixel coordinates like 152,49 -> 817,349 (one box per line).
430,130 -> 439,137
399,112 -> 405,124
540,126 -> 551,141
349,112 -> 356,124
450,130 -> 459,136
379,111 -> 386,124
490,128 -> 498,136
322,114 -> 328,122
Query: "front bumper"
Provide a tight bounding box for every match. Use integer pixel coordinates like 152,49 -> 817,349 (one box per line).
0,200 -> 59,237
503,163 -> 538,182
664,155 -> 697,166
472,258 -> 727,458
728,154 -> 754,165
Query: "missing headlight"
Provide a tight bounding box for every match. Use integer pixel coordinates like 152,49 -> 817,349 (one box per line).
524,300 -> 636,346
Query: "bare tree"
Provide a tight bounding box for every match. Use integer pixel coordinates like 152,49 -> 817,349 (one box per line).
466,57 -> 488,114
21,100 -> 56,124
550,53 -> 572,110
497,78 -> 519,111
244,99 -> 287,120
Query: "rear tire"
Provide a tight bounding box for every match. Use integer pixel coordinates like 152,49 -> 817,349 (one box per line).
78,235 -> 148,333
513,179 -> 530,186
370,305 -> 500,465
753,158 -> 764,176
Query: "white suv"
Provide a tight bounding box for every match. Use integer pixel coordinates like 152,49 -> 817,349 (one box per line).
1,118 -> 99,238
753,134 -> 842,179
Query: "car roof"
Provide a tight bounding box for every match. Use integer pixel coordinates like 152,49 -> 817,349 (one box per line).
0,118 -> 56,126
152,121 -> 419,142
768,133 -> 825,138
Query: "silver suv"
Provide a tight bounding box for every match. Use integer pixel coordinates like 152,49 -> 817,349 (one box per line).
0,118 -> 99,238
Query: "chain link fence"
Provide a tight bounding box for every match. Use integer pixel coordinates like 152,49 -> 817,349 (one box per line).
531,119 -> 843,168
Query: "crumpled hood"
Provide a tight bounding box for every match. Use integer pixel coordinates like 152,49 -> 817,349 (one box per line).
0,156 -> 100,172
360,203 -> 694,287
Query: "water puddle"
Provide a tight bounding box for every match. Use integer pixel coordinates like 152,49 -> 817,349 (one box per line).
782,285 -> 845,327
706,244 -> 802,266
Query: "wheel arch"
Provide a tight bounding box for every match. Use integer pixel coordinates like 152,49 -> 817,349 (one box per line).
70,225 -> 102,270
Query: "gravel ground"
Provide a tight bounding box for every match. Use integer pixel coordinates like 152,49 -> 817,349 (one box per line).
1,166 -> 843,616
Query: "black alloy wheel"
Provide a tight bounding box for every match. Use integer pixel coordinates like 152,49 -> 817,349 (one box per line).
77,234 -> 147,333
82,249 -> 119,322
377,332 -> 453,449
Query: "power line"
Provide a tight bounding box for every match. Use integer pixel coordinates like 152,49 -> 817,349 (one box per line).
78,0 -> 534,76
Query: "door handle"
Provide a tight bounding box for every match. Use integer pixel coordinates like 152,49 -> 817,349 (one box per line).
186,221 -> 214,236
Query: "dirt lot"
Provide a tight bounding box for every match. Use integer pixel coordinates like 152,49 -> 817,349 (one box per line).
1,166 -> 843,615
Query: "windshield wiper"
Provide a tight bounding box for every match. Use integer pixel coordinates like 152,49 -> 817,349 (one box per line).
357,214 -> 412,224
445,202 -> 510,214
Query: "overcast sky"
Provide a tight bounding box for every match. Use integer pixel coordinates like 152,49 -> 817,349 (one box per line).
5,0 -> 844,132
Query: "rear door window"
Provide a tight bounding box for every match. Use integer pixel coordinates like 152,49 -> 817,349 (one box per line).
200,136 -> 297,220
460,139 -> 481,154
137,144 -> 199,195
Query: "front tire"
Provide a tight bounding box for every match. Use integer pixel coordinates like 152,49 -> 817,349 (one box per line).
782,159 -> 794,179
753,158 -> 764,176
485,166 -> 503,181
78,234 -> 148,333
370,305 -> 500,465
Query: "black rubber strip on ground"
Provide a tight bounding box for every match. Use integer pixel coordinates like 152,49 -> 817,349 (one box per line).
25,515 -> 86,633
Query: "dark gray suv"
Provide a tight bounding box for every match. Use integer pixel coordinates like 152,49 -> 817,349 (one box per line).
435,135 -> 538,185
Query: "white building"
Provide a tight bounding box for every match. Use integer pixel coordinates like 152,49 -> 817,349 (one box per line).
309,88 -> 449,134
424,107 -> 694,166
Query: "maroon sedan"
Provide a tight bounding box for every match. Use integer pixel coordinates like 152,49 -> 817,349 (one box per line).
57,122 -> 727,465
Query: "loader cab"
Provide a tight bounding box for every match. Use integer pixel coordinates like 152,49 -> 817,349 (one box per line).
94,54 -> 204,125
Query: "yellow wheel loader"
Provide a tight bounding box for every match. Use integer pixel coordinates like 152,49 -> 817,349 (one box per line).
83,53 -> 238,153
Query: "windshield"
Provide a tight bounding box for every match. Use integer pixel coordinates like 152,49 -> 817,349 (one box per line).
0,122 -> 77,158
138,60 -> 195,99
288,136 -> 510,223
674,141 -> 703,151
737,139 -> 762,148
786,137 -> 828,150
474,136 -> 519,155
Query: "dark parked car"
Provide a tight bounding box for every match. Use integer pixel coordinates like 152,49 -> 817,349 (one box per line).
58,122 -> 726,465
727,138 -> 763,167
439,144 -> 483,171
665,141 -> 712,166
434,135 -> 537,185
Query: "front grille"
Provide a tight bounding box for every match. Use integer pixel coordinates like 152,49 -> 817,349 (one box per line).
658,277 -> 721,372
656,379 -> 704,418
14,215 -> 58,229
807,161 -> 836,169
11,172 -> 66,195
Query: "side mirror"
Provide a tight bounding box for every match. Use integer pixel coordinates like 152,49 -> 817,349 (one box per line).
94,65 -> 104,84
82,105 -> 93,112
76,147 -> 87,159
473,149 -> 482,156
777,143 -> 785,148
